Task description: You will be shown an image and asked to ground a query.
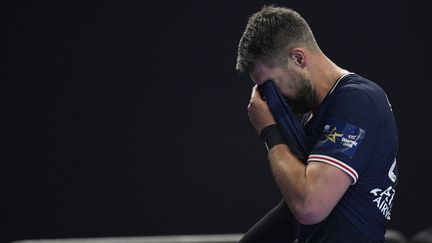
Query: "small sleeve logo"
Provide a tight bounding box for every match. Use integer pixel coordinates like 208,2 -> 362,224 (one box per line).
316,119 -> 366,159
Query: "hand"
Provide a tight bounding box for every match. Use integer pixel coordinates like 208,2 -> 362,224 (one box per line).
247,85 -> 276,134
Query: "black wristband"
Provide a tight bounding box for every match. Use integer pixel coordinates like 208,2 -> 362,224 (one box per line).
260,124 -> 286,151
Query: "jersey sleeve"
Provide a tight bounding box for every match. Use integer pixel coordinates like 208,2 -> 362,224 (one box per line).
307,87 -> 381,184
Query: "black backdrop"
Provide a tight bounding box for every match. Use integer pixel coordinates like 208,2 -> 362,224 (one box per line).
3,1 -> 431,242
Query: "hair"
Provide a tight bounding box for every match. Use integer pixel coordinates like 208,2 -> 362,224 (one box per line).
236,6 -> 320,73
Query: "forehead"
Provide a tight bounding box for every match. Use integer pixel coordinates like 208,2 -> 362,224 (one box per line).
250,64 -> 286,85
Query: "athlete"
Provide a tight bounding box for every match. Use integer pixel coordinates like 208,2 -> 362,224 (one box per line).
236,6 -> 398,242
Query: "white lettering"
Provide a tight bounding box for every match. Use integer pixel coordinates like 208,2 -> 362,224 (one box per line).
370,188 -> 382,196
343,143 -> 353,148
388,190 -> 396,205
341,137 -> 358,147
380,186 -> 392,198
370,186 -> 396,220
373,197 -> 382,208
388,159 -> 397,182
380,201 -> 388,212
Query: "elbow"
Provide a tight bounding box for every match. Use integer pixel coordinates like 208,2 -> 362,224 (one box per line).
291,201 -> 329,225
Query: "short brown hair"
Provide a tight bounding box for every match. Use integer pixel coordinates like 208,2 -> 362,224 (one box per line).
236,6 -> 319,73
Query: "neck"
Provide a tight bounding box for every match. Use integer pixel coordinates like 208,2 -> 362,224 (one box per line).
309,54 -> 349,106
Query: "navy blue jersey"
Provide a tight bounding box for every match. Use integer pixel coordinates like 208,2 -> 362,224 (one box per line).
303,73 -> 398,242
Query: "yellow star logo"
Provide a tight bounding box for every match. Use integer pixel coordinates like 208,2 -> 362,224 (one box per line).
325,127 -> 343,143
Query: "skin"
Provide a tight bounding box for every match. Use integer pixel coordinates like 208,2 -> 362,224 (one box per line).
247,47 -> 352,225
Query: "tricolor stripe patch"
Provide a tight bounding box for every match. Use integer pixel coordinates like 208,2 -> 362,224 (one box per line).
308,154 -> 359,184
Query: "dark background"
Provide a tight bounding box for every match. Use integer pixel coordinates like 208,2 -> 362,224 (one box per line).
3,0 -> 431,242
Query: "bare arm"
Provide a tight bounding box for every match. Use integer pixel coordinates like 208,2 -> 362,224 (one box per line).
267,144 -> 351,224
247,85 -> 351,224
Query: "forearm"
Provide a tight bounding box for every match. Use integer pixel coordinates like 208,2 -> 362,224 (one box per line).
267,144 -> 323,224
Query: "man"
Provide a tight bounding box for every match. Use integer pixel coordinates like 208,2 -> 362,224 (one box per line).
236,6 -> 398,243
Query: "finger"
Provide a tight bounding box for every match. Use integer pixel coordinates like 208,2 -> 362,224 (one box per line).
250,85 -> 257,98
251,85 -> 263,100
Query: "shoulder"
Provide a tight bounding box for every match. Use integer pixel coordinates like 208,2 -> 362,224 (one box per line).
327,74 -> 391,121
333,74 -> 388,106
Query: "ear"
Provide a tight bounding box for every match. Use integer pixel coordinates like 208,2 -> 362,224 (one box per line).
291,49 -> 306,68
